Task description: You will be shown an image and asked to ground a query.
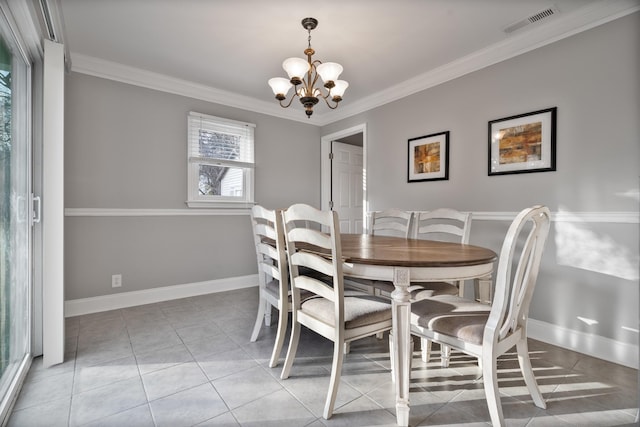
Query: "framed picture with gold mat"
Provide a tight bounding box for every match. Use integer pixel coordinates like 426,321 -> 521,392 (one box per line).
408,131 -> 449,182
488,107 -> 556,176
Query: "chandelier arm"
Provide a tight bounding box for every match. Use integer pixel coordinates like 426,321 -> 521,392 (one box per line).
322,96 -> 339,110
278,89 -> 300,108
310,60 -> 323,93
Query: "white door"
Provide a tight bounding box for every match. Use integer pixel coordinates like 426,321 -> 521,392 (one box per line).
331,141 -> 364,233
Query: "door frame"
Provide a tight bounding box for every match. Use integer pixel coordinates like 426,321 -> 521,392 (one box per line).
320,123 -> 367,230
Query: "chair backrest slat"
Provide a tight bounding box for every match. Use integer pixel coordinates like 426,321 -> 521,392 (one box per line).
283,203 -> 345,325
291,251 -> 335,280
370,209 -> 413,238
413,208 -> 471,243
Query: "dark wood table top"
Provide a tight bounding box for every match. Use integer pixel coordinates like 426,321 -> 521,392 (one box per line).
339,233 -> 497,268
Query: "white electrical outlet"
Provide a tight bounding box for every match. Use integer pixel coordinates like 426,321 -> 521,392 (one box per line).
112,274 -> 122,288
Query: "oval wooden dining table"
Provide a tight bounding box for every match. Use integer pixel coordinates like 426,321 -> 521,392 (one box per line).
338,234 -> 498,426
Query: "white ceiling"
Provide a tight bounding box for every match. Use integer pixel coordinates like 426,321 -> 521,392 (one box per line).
58,0 -> 638,125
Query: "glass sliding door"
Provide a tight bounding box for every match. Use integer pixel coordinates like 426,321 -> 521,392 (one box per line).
0,8 -> 32,423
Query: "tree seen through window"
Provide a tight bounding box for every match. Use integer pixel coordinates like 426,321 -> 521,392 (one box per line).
198,130 -> 240,196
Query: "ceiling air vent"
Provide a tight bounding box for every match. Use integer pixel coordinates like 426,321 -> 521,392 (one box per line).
504,6 -> 560,34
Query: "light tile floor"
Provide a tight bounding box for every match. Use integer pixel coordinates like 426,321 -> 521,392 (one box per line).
8,287 -> 639,426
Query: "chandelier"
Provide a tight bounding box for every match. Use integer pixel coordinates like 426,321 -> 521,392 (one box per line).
268,17 -> 348,118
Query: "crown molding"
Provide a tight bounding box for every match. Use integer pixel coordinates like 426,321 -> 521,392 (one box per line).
69,0 -> 640,127
326,0 -> 640,123
70,53 -> 319,125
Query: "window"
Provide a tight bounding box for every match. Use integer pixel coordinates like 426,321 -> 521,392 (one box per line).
0,7 -> 32,424
187,112 -> 255,208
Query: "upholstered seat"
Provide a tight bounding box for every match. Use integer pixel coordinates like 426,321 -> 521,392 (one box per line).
301,294 -> 392,329
410,295 -> 491,345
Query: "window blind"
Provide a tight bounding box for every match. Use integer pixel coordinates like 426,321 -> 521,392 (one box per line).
188,111 -> 255,168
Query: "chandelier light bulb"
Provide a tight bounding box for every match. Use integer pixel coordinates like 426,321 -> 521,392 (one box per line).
331,80 -> 349,98
282,57 -> 310,83
316,62 -> 343,85
268,77 -> 293,99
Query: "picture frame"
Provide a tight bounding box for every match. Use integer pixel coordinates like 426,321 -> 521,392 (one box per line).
408,131 -> 449,182
488,107 -> 556,176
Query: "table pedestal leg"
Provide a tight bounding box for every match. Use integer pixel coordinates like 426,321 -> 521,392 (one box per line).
391,267 -> 411,426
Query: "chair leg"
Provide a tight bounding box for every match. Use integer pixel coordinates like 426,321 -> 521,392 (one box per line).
516,338 -> 546,409
458,280 -> 465,298
250,296 -> 266,342
264,302 -> 272,326
389,333 -> 394,382
440,344 -> 451,367
280,316 -> 301,380
323,338 -> 345,419
421,338 -> 432,363
268,305 -> 288,368
343,342 -> 351,354
481,349 -> 504,427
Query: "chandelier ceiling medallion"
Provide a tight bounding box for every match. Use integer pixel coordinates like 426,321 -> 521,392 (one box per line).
268,17 -> 348,118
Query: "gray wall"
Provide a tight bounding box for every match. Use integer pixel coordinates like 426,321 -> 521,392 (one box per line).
64,14 -> 638,352
64,73 -> 320,300
322,13 -> 639,347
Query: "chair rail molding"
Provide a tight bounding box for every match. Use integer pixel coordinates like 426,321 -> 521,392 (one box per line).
65,208 -> 251,216
65,208 -> 638,223
471,211 -> 638,223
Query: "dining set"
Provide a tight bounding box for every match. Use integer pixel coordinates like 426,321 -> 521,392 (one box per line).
249,203 -> 551,427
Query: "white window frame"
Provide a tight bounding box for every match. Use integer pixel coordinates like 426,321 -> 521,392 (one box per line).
187,111 -> 255,209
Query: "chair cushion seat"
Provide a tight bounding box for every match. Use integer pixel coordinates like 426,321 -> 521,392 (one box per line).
410,295 -> 491,345
301,295 -> 392,329
408,281 -> 459,300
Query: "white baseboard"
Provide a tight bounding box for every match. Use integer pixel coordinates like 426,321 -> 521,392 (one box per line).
528,318 -> 638,369
64,274 -> 258,317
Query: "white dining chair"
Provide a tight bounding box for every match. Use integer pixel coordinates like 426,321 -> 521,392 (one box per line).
369,208 -> 413,238
409,205 -> 551,426
409,208 -> 473,364
343,209 -> 413,298
249,205 -> 293,368
405,208 -> 474,298
280,203 -> 393,419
